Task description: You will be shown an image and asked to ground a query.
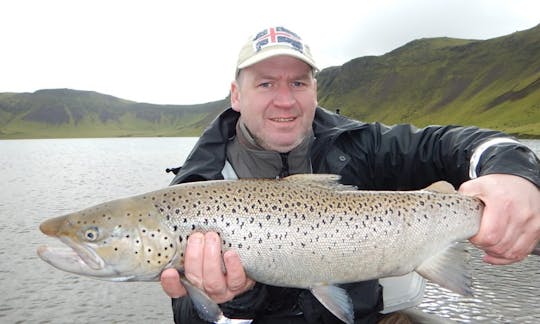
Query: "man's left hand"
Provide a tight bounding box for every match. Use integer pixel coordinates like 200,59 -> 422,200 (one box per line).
459,174 -> 540,265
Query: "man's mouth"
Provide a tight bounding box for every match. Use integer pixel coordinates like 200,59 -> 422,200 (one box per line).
270,117 -> 296,122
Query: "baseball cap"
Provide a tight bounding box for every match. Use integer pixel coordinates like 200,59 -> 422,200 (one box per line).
236,26 -> 318,75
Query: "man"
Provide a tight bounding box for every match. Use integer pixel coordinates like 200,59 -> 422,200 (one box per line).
161,26 -> 540,323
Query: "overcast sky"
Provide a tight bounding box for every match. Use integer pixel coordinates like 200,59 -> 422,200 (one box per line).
1,0 -> 538,105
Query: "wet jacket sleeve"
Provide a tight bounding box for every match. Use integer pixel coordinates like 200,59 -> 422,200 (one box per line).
472,140 -> 540,187
331,123 -> 539,190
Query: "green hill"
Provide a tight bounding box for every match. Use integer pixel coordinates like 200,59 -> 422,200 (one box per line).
1,24 -> 539,139
0,89 -> 228,138
316,24 -> 540,137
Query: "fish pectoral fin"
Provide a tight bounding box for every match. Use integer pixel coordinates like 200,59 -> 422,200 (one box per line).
179,275 -> 226,322
415,242 -> 473,296
310,284 -> 354,324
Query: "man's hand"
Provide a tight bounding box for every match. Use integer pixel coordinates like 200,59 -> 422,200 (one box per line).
160,232 -> 255,303
459,174 -> 540,265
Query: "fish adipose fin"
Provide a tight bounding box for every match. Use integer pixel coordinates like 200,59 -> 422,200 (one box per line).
311,285 -> 354,324
179,275 -> 226,322
415,242 -> 473,296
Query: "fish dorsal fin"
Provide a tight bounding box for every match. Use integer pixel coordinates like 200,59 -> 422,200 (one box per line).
281,174 -> 356,191
311,285 -> 354,324
423,181 -> 456,194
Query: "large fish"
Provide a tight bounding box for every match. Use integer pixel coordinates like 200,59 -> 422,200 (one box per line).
37,174 -> 539,324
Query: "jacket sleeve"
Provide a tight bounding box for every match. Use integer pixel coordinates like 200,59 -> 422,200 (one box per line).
472,139 -> 540,187
341,123 -> 539,190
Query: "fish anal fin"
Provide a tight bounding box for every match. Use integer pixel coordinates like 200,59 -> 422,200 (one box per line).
423,181 -> 456,194
179,275 -> 225,322
311,284 -> 354,324
416,242 -> 473,296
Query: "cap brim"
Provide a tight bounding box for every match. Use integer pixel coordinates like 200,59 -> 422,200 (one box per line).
237,47 -> 318,71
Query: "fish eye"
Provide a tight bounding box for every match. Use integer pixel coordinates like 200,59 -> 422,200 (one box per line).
84,227 -> 99,241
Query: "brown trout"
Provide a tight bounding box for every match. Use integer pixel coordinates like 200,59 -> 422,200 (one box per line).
36,174 -> 539,323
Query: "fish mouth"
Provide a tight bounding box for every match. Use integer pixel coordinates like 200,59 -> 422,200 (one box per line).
37,237 -> 105,273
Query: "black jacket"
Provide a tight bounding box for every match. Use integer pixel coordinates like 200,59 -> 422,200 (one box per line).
170,107 -> 540,323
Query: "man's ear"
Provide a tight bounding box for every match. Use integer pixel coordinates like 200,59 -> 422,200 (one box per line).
230,81 -> 240,112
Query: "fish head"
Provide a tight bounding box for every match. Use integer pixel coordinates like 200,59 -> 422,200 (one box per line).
37,197 -> 179,282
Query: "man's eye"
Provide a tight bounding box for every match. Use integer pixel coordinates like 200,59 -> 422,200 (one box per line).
258,82 -> 272,88
291,81 -> 305,87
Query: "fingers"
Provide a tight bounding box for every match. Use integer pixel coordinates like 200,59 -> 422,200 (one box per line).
184,233 -> 205,287
160,268 -> 186,298
202,232 -> 229,300
224,250 -> 255,293
469,202 -> 511,251
181,232 -> 254,304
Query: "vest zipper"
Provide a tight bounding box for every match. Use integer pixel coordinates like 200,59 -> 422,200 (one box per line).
279,153 -> 290,178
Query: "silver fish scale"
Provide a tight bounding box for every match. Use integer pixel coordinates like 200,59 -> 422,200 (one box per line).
153,178 -> 482,288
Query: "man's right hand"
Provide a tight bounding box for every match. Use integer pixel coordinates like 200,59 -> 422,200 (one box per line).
160,232 -> 255,303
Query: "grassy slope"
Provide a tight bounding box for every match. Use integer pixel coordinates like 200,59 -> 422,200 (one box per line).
0,90 -> 228,138
317,26 -> 540,137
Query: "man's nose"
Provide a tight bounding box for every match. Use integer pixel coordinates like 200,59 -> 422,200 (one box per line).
273,84 -> 296,107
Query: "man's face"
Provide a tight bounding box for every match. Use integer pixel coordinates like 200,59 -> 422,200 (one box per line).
231,55 -> 318,153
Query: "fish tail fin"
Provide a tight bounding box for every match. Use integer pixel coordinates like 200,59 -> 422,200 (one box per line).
415,242 -> 473,296
311,285 -> 354,324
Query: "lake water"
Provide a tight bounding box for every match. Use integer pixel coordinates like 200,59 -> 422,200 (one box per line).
0,137 -> 538,323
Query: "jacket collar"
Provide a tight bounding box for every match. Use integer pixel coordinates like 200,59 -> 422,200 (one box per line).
170,107 -> 367,185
